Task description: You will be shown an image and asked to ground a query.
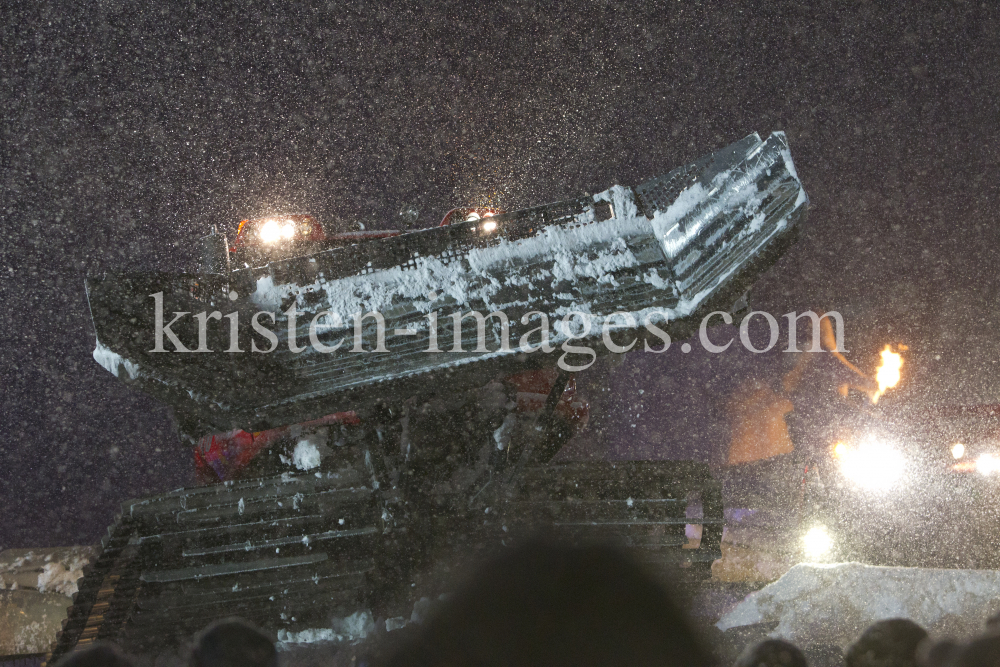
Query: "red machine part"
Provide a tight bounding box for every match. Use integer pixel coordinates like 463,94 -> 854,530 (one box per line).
194,371 -> 588,484
506,368 -> 590,427
195,411 -> 360,484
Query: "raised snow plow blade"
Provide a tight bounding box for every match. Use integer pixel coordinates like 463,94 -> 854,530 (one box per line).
63,132 -> 809,662
87,131 -> 807,438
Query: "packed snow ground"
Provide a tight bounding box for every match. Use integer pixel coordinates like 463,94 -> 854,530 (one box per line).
717,562 -> 1000,649
0,547 -> 96,597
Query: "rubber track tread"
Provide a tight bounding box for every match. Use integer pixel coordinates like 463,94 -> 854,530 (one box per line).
507,461 -> 724,566
48,513 -> 137,664
49,472 -> 379,658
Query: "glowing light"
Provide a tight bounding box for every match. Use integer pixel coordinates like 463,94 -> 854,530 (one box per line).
838,436 -> 906,492
464,211 -> 482,222
259,219 -> 281,243
952,443 -> 966,460
281,220 -> 296,239
832,441 -> 848,459
872,345 -> 903,404
803,525 -> 834,560
976,453 -> 1000,475
481,220 -> 498,233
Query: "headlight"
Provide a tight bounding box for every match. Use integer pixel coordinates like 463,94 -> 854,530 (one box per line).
838,436 -> 906,492
260,219 -> 281,243
976,453 -> 1000,475
259,219 -> 296,243
802,525 -> 834,560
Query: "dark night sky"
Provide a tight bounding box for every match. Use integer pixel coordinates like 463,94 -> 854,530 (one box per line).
3,1 -> 1000,549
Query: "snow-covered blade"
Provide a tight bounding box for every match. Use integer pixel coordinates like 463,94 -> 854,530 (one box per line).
86,132 -> 807,436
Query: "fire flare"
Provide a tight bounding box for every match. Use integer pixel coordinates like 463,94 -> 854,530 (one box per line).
872,345 -> 903,404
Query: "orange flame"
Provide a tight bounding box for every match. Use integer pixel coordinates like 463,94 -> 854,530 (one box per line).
872,345 -> 903,404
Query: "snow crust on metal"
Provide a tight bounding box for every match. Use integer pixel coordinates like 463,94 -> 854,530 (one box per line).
276,610 -> 375,646
250,185 -> 649,322
93,339 -> 140,380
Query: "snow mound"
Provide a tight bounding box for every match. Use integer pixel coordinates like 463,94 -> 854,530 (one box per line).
0,547 -> 95,597
717,563 -> 1000,648
37,561 -> 85,597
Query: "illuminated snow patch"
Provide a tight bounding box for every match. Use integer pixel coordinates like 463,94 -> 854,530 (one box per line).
292,440 -> 321,471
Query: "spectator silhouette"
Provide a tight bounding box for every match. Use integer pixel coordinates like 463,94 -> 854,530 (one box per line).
916,638 -> 960,667
947,633 -> 1000,667
189,617 -> 278,667
51,642 -> 134,667
734,638 -> 808,667
845,619 -> 927,667
383,538 -> 712,667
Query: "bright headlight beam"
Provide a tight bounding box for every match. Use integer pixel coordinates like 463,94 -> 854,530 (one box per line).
803,525 -> 834,560
481,220 -> 498,233
259,219 -> 281,243
952,443 -> 966,460
839,437 -> 906,492
976,453 -> 1000,475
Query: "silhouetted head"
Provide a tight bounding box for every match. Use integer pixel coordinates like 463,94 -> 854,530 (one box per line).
52,642 -> 134,667
734,638 -> 808,667
383,538 -> 712,667
189,617 -> 278,667
916,638 -> 960,667
948,633 -> 1000,667
845,619 -> 928,667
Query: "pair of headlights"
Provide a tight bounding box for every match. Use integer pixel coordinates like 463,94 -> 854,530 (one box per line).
951,444 -> 1000,475
802,437 -> 1000,562
836,436 -> 1000,485
258,218 -> 298,243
